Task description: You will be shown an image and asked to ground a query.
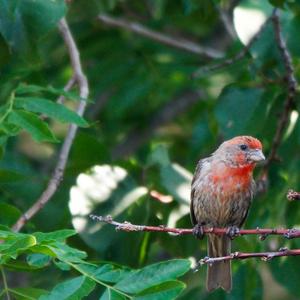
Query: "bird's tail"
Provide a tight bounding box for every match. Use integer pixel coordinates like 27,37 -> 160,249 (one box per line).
207,234 -> 232,292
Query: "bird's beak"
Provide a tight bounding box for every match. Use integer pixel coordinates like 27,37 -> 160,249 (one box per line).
249,149 -> 265,162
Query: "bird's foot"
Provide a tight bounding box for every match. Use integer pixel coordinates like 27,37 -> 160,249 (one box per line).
226,226 -> 240,239
193,224 -> 205,239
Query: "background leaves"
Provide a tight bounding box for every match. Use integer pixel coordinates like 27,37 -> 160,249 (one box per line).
0,0 -> 300,299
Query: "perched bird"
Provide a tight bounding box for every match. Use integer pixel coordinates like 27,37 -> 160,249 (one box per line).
190,136 -> 265,292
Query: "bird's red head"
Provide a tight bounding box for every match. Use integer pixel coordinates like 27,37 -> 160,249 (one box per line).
215,136 -> 265,168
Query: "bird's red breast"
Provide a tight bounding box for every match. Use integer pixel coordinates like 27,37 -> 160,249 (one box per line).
209,164 -> 253,203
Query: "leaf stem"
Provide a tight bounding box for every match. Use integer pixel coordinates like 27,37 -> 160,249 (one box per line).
7,288 -> 35,300
0,93 -> 14,124
0,266 -> 10,300
67,262 -> 133,299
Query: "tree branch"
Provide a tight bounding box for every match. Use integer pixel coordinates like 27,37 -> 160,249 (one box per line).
192,15 -> 271,78
287,190 -> 300,201
214,3 -> 237,40
97,14 -> 224,59
91,186 -> 300,265
56,75 -> 76,104
262,9 -> 298,171
12,18 -> 89,232
198,248 -> 300,265
89,215 -> 300,239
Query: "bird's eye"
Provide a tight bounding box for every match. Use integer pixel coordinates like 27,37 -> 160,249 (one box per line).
239,144 -> 248,151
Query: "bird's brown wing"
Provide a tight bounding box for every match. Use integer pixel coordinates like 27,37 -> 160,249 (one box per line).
190,159 -> 204,226
237,179 -> 256,227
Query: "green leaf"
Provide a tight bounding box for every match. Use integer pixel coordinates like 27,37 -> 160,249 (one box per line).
134,281 -> 185,300
0,0 -> 66,53
115,259 -> 190,293
0,228 -> 16,239
0,122 -> 21,136
146,144 -> 170,167
100,288 -> 126,300
268,0 -> 285,8
76,263 -> 133,284
215,85 -> 263,138
1,235 -> 37,261
10,287 -> 48,300
287,1 -> 300,14
286,16 -> 300,56
4,260 -> 46,272
226,263 -> 263,300
53,260 -> 71,271
16,84 -> 82,102
0,202 -> 21,226
45,242 -> 87,263
16,0 -> 66,37
97,268 -> 133,283
7,110 -> 58,143
0,169 -> 25,182
34,229 -> 77,243
249,21 -> 279,69
14,97 -> 88,127
26,254 -> 51,268
39,276 -> 96,300
270,257 -> 300,297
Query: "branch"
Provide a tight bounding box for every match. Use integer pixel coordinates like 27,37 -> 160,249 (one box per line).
97,14 -> 223,59
199,248 -> 300,265
215,3 -> 237,40
56,75 -> 76,104
287,190 -> 300,201
192,15 -> 271,78
213,0 -> 241,45
12,18 -> 89,232
262,9 -> 298,171
89,215 -> 300,239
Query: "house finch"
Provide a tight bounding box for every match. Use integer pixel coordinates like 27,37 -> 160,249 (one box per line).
190,136 -> 265,292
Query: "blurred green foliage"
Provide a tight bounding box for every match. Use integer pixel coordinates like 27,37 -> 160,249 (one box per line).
0,0 -> 300,299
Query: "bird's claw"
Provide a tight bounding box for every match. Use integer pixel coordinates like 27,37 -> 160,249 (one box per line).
226,226 -> 240,239
193,224 -> 205,239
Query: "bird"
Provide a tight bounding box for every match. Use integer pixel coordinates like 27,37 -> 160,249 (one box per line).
190,136 -> 265,292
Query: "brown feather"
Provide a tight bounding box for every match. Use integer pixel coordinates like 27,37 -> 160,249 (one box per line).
207,235 -> 231,292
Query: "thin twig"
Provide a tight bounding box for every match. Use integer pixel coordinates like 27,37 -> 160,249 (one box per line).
215,4 -> 237,40
12,18 -> 89,232
287,190 -> 300,201
0,267 -> 10,300
262,9 -> 298,171
90,215 -> 300,239
56,75 -> 76,104
98,14 -> 223,59
199,248 -> 300,265
192,15 -> 271,78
